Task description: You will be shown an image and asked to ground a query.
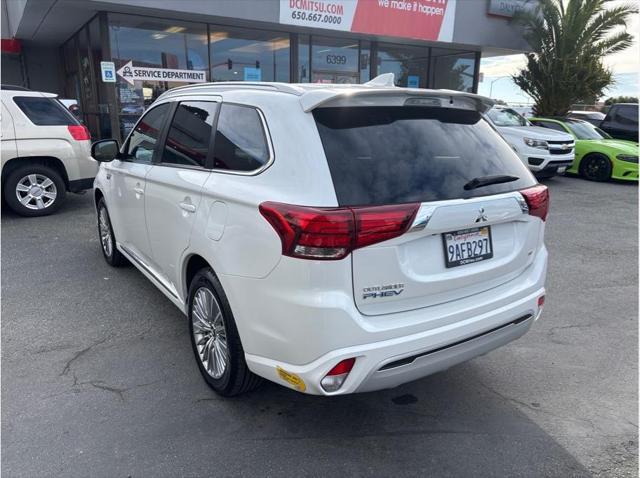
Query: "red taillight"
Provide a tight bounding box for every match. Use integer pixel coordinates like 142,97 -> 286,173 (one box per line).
67,125 -> 91,141
259,202 -> 419,260
326,358 -> 356,376
520,185 -> 549,221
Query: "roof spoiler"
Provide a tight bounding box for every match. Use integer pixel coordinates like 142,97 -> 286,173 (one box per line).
300,73 -> 494,113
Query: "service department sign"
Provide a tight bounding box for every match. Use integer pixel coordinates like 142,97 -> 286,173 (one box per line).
116,61 -> 206,85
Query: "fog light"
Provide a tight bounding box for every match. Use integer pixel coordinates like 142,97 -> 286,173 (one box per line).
320,358 -> 355,393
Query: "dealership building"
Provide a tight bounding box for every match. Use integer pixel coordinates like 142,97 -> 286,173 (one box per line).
1,0 -> 530,141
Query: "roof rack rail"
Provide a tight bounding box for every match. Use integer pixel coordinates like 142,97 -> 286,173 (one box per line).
157,81 -> 304,101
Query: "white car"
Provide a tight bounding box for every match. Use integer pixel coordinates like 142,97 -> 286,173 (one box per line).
1,86 -> 97,216
92,75 -> 548,396
567,110 -> 606,126
486,106 -> 575,178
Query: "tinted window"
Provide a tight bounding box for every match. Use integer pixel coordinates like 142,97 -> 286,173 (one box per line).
615,105 -> 638,125
213,104 -> 269,172
533,120 -> 567,133
161,101 -> 218,167
313,106 -> 536,206
13,97 -> 79,126
126,103 -> 170,163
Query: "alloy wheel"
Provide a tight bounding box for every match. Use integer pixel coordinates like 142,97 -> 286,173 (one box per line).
98,207 -> 113,257
15,174 -> 57,210
192,287 -> 228,379
584,156 -> 610,181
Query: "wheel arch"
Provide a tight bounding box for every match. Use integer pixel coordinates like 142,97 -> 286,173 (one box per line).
1,156 -> 69,189
183,253 -> 213,301
94,188 -> 104,211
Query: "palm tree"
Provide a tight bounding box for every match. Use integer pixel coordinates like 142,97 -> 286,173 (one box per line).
512,0 -> 637,116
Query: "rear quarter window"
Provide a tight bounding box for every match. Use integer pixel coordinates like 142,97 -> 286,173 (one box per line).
313,106 -> 536,206
13,96 -> 79,126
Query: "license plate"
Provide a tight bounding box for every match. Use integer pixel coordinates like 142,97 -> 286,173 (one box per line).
442,226 -> 493,268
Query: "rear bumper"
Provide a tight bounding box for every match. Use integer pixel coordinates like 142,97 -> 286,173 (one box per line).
235,247 -> 547,395
246,296 -> 541,395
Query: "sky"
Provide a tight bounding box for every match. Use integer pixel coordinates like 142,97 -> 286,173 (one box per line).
477,1 -> 639,105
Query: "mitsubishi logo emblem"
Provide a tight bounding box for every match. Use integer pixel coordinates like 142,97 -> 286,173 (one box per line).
475,207 -> 488,223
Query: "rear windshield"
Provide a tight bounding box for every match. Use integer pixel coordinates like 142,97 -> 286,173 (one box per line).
313,106 -> 536,206
13,96 -> 79,126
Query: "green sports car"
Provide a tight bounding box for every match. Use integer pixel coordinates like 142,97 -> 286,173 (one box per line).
529,117 -> 638,181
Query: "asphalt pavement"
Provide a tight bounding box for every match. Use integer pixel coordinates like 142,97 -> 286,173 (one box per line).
1,176 -> 637,477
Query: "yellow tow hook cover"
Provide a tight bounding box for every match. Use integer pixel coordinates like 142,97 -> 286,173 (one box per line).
276,366 -> 306,392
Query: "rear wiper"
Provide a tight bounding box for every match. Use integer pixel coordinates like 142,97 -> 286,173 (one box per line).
463,175 -> 519,191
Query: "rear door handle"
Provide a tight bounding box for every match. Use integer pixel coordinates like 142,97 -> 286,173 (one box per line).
133,187 -> 144,195
179,202 -> 196,213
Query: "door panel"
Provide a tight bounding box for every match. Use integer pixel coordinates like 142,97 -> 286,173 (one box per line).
145,167 -> 210,290
108,103 -> 172,262
1,102 -> 17,166
107,160 -> 153,260
144,100 -> 219,293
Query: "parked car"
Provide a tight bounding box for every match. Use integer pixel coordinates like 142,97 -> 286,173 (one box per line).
92,77 -> 548,396
599,103 -> 638,141
567,110 -> 606,126
1,87 -> 96,216
485,106 -> 575,178
530,117 -> 638,181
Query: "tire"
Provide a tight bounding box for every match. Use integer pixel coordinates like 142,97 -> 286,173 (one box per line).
188,267 -> 262,396
3,164 -> 66,217
579,154 -> 612,182
96,198 -> 128,267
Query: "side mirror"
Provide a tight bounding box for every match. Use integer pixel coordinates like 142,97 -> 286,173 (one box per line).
92,139 -> 120,162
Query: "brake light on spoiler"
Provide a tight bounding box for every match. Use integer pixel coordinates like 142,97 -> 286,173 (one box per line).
259,202 -> 420,260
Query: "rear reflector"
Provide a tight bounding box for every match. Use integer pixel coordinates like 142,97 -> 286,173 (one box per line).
520,185 -> 549,221
320,358 -> 356,393
259,202 -> 419,260
68,125 -> 91,141
538,295 -> 545,307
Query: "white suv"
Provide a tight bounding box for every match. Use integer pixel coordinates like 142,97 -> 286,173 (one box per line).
92,76 -> 548,396
1,87 -> 97,216
486,106 -> 575,178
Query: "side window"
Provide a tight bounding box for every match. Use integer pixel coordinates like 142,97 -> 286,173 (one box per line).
213,104 -> 270,172
161,101 -> 218,168
13,96 -> 79,126
126,103 -> 170,163
535,120 -> 567,133
616,105 -> 638,125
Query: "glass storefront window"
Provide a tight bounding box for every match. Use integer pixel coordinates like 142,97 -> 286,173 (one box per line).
377,43 -> 429,88
209,27 -> 290,83
430,49 -> 476,92
311,37 -> 359,84
109,14 -> 208,138
360,41 -> 371,83
298,34 -> 310,82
